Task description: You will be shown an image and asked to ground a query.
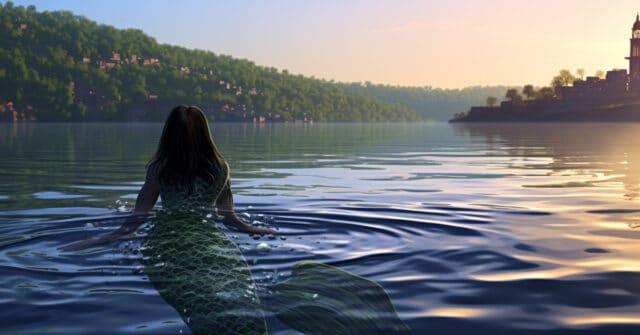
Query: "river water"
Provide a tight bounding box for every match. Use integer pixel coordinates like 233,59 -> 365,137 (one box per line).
1,122 -> 639,334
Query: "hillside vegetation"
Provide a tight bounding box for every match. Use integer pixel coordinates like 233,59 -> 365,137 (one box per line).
0,2 -> 419,122
341,83 -> 511,121
0,2 -> 508,122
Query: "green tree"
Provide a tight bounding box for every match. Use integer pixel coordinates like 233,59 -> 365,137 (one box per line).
535,87 -> 555,101
505,89 -> 523,105
551,69 -> 576,87
522,85 -> 536,100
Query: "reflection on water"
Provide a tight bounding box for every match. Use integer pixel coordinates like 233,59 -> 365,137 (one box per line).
454,123 -> 640,235
453,123 -> 640,201
1,122 -> 640,334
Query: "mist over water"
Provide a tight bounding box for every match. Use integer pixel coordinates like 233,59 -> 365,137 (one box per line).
1,122 -> 640,334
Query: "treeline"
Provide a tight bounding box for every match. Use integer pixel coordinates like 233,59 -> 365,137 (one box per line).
341,83 -> 511,121
494,68 -> 606,106
0,2 -> 418,122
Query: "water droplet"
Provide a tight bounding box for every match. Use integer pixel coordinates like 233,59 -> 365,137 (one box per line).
256,242 -> 271,253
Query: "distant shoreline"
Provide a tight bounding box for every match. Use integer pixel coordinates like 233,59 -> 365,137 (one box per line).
0,120 -> 429,124
450,97 -> 640,123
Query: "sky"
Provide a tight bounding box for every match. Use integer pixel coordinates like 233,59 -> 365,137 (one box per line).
6,0 -> 640,89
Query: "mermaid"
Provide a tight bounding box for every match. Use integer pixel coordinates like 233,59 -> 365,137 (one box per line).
61,105 -> 410,335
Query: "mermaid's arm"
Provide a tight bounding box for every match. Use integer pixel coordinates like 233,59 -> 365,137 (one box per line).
60,169 -> 160,251
113,179 -> 160,234
216,181 -> 275,235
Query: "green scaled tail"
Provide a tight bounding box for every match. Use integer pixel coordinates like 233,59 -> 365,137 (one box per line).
264,261 -> 412,335
142,206 -> 408,334
143,211 -> 267,335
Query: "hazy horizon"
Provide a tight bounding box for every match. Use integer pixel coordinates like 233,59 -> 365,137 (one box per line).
5,0 -> 639,89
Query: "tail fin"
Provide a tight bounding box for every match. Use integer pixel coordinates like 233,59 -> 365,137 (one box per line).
263,261 -> 411,335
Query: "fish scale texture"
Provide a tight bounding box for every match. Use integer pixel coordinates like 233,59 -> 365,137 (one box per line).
143,169 -> 267,335
264,262 -> 411,335
139,163 -> 408,334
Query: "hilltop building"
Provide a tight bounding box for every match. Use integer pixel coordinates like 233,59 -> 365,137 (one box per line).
627,14 -> 640,93
451,14 -> 640,122
561,15 -> 640,99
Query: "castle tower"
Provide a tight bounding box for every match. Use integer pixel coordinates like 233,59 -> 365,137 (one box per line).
628,14 -> 640,94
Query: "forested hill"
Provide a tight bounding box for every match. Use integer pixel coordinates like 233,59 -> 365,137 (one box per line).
0,2 -> 419,122
341,83 -> 512,121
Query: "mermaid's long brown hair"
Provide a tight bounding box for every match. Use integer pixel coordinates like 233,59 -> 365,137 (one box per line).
151,105 -> 227,193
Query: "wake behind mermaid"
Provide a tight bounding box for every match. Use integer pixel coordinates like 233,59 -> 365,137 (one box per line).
61,105 -> 409,335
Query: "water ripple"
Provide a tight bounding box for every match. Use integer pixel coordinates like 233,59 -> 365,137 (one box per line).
3,123 -> 640,334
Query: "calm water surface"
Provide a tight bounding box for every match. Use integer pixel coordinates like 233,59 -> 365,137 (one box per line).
1,122 -> 640,334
